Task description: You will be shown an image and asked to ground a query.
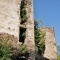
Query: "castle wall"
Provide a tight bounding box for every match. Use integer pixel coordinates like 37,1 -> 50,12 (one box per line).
0,0 -> 21,40
0,0 -> 35,60
20,0 -> 35,60
41,26 -> 57,60
25,0 -> 35,60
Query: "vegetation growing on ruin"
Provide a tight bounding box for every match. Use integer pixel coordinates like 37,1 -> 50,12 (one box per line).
0,39 -> 12,60
57,45 -> 60,55
58,55 -> 60,60
57,45 -> 60,60
19,44 -> 28,55
0,37 -> 28,60
20,0 -> 27,24
34,20 -> 45,55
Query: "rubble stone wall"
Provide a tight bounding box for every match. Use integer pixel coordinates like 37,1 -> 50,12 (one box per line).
41,26 -> 57,60
0,0 -> 21,40
0,0 -> 35,60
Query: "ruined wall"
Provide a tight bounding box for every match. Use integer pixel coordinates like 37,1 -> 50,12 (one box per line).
41,26 -> 57,60
20,0 -> 35,60
0,0 -> 21,40
25,0 -> 35,60
0,0 -> 35,60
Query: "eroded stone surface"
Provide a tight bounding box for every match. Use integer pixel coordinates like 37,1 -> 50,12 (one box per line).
0,0 -> 35,60
41,26 -> 57,60
0,33 -> 18,48
0,0 -> 21,39
24,0 -> 35,60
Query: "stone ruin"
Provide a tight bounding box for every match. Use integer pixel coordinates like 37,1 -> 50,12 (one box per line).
40,26 -> 57,60
0,0 -> 35,60
0,0 -> 57,60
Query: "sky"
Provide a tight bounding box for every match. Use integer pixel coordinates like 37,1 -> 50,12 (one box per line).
33,0 -> 60,45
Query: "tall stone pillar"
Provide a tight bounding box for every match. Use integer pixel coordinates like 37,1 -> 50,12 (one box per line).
24,0 -> 35,60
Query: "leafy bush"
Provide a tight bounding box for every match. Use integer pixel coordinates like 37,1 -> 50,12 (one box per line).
57,45 -> 60,60
19,44 -> 28,55
58,55 -> 60,60
0,37 -> 28,60
0,39 -> 12,60
37,31 -> 45,54
34,20 -> 45,55
57,45 -> 60,55
11,44 -> 29,60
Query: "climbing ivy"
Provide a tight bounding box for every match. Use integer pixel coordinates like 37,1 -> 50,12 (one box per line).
20,0 -> 27,24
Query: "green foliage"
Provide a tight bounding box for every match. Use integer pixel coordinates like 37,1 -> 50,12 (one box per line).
37,31 -> 45,54
19,44 -> 28,55
0,38 -> 28,60
34,20 -> 41,45
57,45 -> 60,55
34,20 -> 45,54
58,55 -> 60,60
11,44 -> 29,60
0,39 -> 12,60
57,45 -> 60,60
20,0 -> 27,23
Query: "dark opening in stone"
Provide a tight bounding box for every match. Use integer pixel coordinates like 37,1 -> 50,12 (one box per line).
19,27 -> 26,43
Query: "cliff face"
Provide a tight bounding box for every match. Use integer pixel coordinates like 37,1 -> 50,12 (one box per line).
41,26 -> 57,60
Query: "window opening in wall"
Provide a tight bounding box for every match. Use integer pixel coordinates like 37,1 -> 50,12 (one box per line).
19,27 -> 26,43
20,0 -> 27,24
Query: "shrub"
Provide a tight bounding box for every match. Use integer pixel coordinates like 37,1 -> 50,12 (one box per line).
0,36 -> 29,60
11,44 -> 29,60
58,55 -> 60,60
0,39 -> 12,60
19,44 -> 28,55
34,20 -> 45,55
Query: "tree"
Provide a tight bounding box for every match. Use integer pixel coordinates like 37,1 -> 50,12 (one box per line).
34,20 -> 45,55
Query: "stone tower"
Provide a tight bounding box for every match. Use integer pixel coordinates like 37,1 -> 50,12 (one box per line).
0,0 -> 35,60
41,26 -> 57,60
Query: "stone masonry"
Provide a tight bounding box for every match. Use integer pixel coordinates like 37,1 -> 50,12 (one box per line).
0,0 -> 57,60
0,0 -> 20,39
41,26 -> 57,60
0,0 -> 35,60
